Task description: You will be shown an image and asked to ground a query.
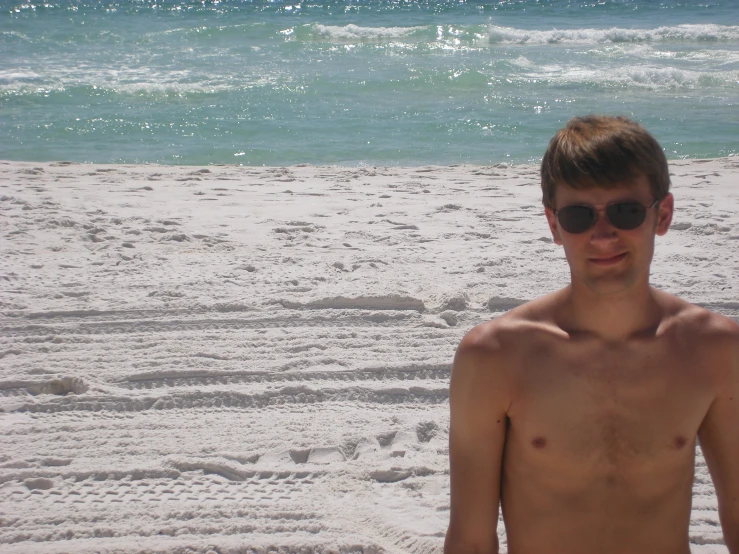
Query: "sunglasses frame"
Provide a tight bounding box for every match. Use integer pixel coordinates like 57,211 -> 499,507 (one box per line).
553,199 -> 660,234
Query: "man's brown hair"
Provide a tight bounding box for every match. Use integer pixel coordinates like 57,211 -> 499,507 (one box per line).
540,115 -> 670,208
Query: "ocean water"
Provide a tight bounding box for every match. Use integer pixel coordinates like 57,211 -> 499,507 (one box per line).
1,0 -> 738,166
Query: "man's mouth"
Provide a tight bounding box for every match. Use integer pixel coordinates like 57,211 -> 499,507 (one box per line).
589,252 -> 628,266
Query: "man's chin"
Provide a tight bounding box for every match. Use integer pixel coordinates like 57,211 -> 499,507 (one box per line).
580,271 -> 640,297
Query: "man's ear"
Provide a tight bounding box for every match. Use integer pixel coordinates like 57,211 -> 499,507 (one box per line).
655,193 -> 674,236
544,205 -> 562,245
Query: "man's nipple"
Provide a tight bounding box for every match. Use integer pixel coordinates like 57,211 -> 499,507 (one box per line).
674,436 -> 688,449
531,436 -> 547,449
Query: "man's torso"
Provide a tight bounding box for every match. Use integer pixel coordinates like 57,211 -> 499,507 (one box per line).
491,292 -> 723,553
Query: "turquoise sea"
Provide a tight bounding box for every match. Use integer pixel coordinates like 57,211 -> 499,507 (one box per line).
1,0 -> 738,166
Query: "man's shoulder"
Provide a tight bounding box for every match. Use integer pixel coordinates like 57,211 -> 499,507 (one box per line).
458,292 -> 563,357
656,292 -> 739,376
657,290 -> 739,343
658,293 -> 739,400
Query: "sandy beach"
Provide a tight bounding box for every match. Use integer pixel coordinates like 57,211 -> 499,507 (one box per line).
1,158 -> 738,553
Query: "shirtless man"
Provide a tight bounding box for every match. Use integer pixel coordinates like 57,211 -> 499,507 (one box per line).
444,115 -> 739,554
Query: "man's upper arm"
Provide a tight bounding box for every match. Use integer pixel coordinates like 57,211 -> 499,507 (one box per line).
698,318 -> 739,553
445,324 -> 513,554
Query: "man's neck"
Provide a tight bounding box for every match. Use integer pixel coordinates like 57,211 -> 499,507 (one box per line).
558,280 -> 662,342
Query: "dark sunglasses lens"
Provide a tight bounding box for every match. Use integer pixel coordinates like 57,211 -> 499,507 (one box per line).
557,205 -> 595,234
606,202 -> 646,230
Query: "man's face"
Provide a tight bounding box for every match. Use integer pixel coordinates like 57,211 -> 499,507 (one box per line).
544,174 -> 673,296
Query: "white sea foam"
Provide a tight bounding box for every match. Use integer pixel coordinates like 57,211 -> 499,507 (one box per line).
486,23 -> 739,45
510,56 -> 537,69
0,69 -> 41,82
0,64 -> 288,95
526,64 -> 736,90
581,43 -> 739,68
312,23 -> 426,40
305,23 -> 739,45
0,30 -> 32,42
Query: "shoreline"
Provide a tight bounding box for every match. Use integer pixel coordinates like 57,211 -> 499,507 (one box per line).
2,155 -> 736,169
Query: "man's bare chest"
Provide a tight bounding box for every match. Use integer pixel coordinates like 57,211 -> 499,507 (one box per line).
506,343 -> 716,473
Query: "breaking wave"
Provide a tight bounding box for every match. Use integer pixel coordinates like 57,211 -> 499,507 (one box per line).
291,22 -> 739,45
486,23 -> 739,45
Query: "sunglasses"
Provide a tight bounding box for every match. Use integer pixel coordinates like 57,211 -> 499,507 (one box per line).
554,199 -> 659,234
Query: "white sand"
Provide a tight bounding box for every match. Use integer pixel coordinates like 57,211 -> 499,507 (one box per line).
1,158 -> 737,553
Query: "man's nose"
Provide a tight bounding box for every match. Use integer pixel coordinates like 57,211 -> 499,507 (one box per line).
590,208 -> 618,239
